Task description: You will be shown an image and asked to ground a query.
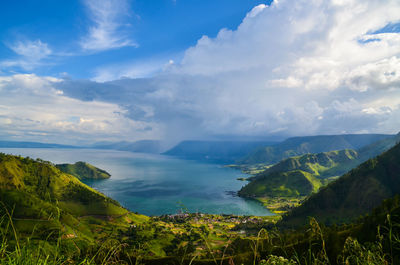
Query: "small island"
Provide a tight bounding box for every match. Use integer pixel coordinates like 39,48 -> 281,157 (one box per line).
56,161 -> 111,180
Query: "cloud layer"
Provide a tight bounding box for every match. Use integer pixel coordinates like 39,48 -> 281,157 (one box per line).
1,0 -> 400,144
0,74 -> 159,144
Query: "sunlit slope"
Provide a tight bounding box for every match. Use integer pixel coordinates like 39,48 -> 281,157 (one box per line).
56,161 -> 111,180
239,170 -> 323,198
0,153 -> 147,237
281,141 -> 400,226
260,149 -> 358,178
239,150 -> 358,198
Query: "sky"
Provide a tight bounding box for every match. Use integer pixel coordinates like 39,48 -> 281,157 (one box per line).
0,0 -> 399,145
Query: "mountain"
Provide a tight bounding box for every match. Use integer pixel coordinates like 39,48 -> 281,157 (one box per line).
357,132 -> 400,161
256,149 -> 358,179
163,140 -> 277,163
92,140 -> 162,153
0,140 -> 163,154
281,141 -> 400,226
0,140 -> 78,149
239,134 -> 393,165
56,161 -> 111,180
0,153 -> 146,237
238,149 -> 358,199
237,133 -> 400,203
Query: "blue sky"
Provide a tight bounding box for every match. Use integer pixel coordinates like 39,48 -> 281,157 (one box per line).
0,0 -> 399,145
0,0 -> 270,79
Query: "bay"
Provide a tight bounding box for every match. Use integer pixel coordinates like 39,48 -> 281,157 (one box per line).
0,148 -> 272,216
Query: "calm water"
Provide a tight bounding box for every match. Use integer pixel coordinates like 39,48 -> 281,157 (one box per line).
0,148 -> 272,216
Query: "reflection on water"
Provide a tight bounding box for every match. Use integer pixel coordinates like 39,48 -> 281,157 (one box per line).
0,148 -> 272,216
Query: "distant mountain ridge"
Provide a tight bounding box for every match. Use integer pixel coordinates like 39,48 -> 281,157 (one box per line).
91,140 -> 163,153
357,132 -> 400,161
163,140 -> 278,163
0,139 -> 163,154
239,134 -> 394,165
0,141 -> 78,149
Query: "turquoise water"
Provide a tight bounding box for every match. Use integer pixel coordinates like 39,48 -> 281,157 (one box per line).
0,148 -> 272,216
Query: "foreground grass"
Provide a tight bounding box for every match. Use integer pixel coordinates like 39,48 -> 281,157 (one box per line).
1,200 -> 400,265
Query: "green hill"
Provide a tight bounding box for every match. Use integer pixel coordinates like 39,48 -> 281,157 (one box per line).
0,153 -> 146,240
254,149 -> 359,179
56,161 -> 111,180
281,141 -> 400,227
239,170 -> 323,198
239,134 -> 392,165
237,150 -> 359,211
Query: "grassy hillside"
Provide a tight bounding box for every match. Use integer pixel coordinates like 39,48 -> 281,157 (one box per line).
1,152 -> 400,264
237,150 -> 358,212
56,161 -> 111,180
239,170 -> 323,197
239,134 -> 392,165
0,153 -> 146,237
254,149 -> 359,179
281,141 -> 400,227
236,135 -> 399,213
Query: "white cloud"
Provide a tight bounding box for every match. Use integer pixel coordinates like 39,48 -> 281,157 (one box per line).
80,0 -> 137,52
245,4 -> 267,18
1,40 -> 52,70
0,74 -> 160,144
92,58 -> 174,82
345,56 -> 400,91
152,0 -> 400,137
10,40 -> 52,60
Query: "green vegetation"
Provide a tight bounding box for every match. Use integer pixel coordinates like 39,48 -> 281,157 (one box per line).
56,161 -> 111,180
251,149 -> 359,179
237,150 -> 358,212
237,133 -> 400,212
0,153 -> 150,262
2,193 -> 400,264
1,140 -> 400,264
281,140 -> 400,227
239,170 -> 321,198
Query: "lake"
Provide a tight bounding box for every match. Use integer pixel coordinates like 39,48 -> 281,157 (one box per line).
0,148 -> 272,216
